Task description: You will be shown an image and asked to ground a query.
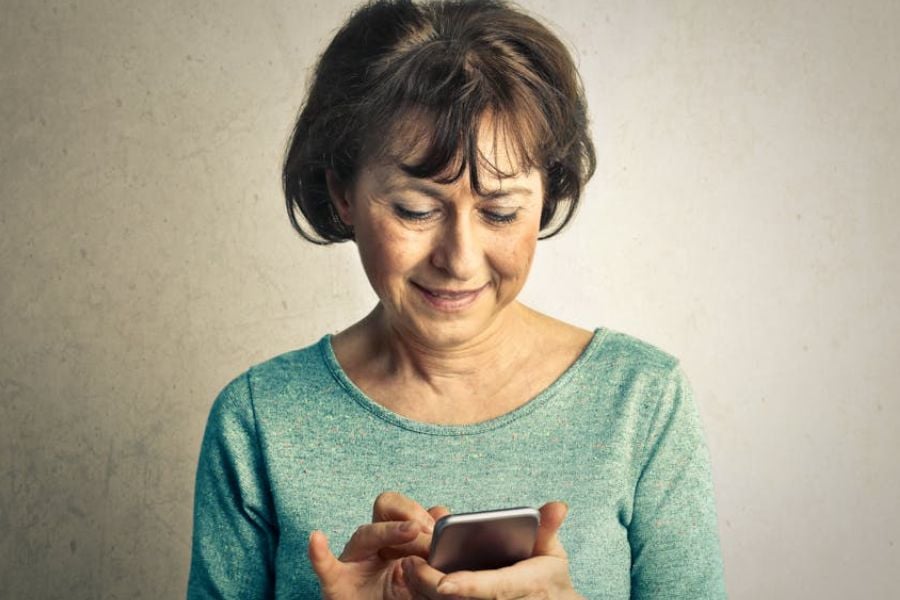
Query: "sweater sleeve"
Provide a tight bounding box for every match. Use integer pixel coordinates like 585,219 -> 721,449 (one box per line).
628,365 -> 727,599
187,371 -> 279,599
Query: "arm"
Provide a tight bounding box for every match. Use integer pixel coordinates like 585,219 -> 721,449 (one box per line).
629,366 -> 727,599
187,372 -> 278,599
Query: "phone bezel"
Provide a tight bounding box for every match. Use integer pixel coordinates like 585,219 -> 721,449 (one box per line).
428,506 -> 540,572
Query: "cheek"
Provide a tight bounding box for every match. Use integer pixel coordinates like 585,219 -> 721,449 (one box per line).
493,230 -> 538,280
356,221 -> 426,287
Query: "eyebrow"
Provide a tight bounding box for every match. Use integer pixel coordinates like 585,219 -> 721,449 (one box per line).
387,179 -> 533,201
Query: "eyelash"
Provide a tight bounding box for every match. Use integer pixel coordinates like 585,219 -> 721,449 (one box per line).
393,206 -> 435,222
483,211 -> 518,224
393,206 -> 519,225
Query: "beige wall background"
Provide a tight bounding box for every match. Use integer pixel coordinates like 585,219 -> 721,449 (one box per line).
2,0 -> 898,598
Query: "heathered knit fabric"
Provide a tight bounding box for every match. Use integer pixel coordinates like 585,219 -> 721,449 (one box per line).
187,327 -> 727,599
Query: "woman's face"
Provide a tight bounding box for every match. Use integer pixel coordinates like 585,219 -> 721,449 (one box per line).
330,128 -> 544,349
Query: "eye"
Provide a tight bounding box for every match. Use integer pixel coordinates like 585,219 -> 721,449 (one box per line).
393,205 -> 437,222
481,210 -> 519,224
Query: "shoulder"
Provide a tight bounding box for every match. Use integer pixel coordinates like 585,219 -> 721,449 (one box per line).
594,327 -> 681,375
206,335 -> 334,422
578,326 -> 688,416
523,309 -> 679,376
245,336 -> 332,397
585,329 -> 705,467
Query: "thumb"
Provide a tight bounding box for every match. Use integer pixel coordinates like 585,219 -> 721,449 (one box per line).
308,530 -> 343,586
533,501 -> 569,558
427,505 -> 452,522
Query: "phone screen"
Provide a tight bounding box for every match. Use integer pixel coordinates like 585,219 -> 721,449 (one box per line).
428,507 -> 540,572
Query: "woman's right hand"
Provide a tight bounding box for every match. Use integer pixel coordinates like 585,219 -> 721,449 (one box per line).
308,491 -> 449,600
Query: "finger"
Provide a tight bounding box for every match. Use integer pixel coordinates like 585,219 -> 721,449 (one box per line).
387,559 -> 415,599
378,505 -> 450,560
339,520 -> 422,562
427,505 -> 452,521
372,491 -> 436,532
435,556 -> 566,599
378,504 -> 454,561
434,565 -> 515,599
308,530 -> 343,586
533,501 -> 569,558
401,556 -> 447,600
377,532 -> 432,561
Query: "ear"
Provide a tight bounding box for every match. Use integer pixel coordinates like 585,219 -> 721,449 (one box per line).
325,169 -> 353,226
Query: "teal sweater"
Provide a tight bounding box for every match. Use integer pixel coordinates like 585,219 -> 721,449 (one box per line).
187,327 -> 727,598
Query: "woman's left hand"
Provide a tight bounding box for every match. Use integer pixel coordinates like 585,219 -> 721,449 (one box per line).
400,501 -> 584,599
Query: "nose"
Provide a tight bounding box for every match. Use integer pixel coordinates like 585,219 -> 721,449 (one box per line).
430,211 -> 483,281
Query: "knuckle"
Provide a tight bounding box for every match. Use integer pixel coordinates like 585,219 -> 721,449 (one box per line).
373,490 -> 399,511
349,524 -> 368,541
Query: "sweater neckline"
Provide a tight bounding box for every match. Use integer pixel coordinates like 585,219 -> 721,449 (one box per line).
318,327 -> 609,436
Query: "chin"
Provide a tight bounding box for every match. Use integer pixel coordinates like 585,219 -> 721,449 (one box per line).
407,312 -> 501,348
382,288 -> 515,346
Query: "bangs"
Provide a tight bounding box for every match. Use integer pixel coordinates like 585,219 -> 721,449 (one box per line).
360,32 -> 556,194
368,102 -> 547,193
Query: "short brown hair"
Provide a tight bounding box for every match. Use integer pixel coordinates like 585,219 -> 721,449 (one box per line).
283,0 -> 596,243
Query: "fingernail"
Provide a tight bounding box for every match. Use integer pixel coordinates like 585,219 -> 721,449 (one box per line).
400,521 -> 414,532
437,580 -> 459,594
422,519 -> 434,533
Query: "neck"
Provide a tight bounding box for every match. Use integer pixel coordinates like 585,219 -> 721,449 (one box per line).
331,302 -> 592,424
354,303 -> 538,406
381,303 -> 531,373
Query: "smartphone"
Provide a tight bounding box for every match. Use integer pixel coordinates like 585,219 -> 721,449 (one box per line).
427,507 -> 540,573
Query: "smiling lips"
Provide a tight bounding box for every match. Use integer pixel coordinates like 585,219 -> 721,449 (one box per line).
412,282 -> 488,311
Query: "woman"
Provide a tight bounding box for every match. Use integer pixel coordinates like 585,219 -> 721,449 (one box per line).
188,0 -> 727,598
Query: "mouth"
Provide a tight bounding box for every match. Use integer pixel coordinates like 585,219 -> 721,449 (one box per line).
411,282 -> 489,311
